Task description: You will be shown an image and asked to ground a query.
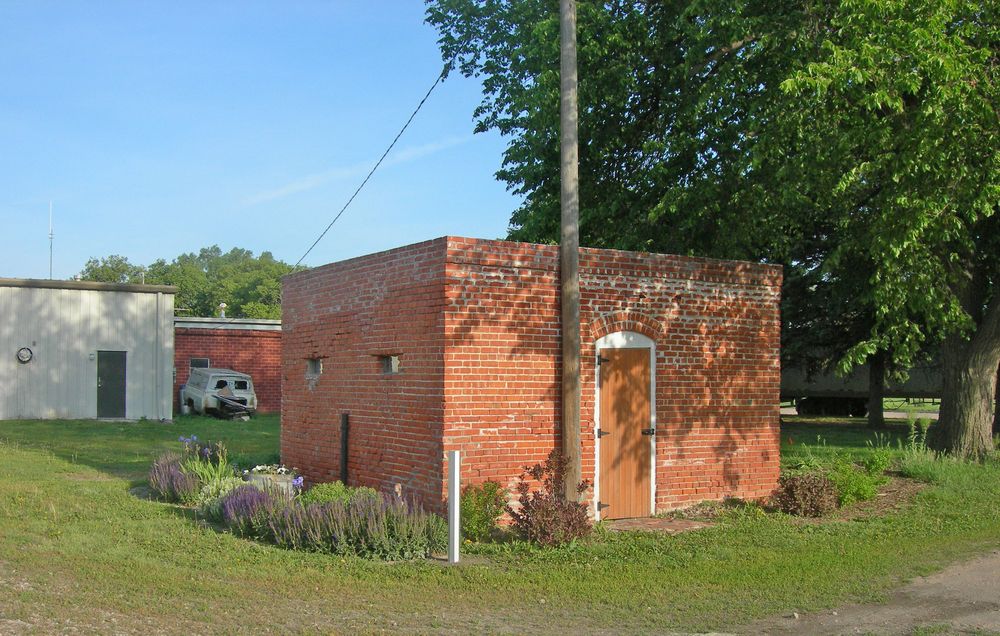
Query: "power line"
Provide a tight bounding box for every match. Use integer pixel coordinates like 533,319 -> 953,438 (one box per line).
295,66 -> 448,267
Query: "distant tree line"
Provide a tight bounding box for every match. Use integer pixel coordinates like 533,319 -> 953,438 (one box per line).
78,247 -> 300,319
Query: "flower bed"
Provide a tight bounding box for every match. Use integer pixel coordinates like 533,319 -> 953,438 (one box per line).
148,439 -> 444,560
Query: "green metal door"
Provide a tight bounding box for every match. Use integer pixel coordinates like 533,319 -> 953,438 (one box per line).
97,351 -> 127,418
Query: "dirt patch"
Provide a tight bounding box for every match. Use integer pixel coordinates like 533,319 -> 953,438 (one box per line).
741,549 -> 1000,635
825,474 -> 926,522
664,475 -> 926,525
128,485 -> 158,501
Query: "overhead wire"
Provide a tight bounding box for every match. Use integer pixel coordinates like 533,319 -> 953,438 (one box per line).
295,65 -> 449,267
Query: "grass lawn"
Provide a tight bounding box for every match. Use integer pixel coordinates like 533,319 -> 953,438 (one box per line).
1,416 -> 998,634
882,398 -> 941,415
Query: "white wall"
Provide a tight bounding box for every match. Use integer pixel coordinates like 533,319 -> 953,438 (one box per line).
0,281 -> 175,420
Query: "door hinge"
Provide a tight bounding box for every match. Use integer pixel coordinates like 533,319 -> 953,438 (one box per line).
641,428 -> 656,436
597,355 -> 610,366
597,428 -> 611,438
597,501 -> 610,511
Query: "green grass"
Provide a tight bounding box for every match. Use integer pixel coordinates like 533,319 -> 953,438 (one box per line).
780,420 -> 910,467
883,398 -> 940,414
0,417 -> 997,634
0,414 -> 280,481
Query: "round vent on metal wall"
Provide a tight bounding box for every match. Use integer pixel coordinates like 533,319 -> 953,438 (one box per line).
16,347 -> 33,364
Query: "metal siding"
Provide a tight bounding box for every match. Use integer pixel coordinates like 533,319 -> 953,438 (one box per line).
0,285 -> 174,420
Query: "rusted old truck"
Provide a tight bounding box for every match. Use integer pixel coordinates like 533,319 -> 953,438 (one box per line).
180,367 -> 257,419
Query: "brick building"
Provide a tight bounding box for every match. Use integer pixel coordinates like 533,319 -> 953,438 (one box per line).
281,237 -> 782,519
174,317 -> 282,413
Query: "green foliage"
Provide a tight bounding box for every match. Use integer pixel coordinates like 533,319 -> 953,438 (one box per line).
80,245 -> 300,318
180,441 -> 235,486
428,0 -> 1000,456
197,476 -> 246,522
79,255 -> 147,284
863,433 -> 894,476
784,435 -> 828,472
297,481 -> 379,507
828,455 -> 883,506
901,418 -> 933,456
783,429 -> 889,506
257,494 -> 446,560
176,437 -> 241,516
460,481 -> 507,542
4,419 -> 1000,632
770,473 -> 839,517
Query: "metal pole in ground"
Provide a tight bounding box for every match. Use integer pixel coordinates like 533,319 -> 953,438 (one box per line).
448,450 -> 461,564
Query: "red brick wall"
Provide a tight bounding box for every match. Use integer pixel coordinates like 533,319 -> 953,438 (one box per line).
174,328 -> 282,412
280,239 -> 448,507
443,238 -> 782,512
283,236 -> 782,515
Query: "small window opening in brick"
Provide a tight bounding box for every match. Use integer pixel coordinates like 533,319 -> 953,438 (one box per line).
190,357 -> 210,369
306,358 -> 323,377
379,355 -> 401,375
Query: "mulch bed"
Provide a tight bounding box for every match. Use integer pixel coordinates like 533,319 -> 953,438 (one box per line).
658,473 -> 926,525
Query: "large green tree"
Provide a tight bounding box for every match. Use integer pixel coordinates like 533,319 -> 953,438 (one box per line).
80,246 -> 298,319
79,255 -> 148,285
777,0 -> 999,456
427,0 -> 999,456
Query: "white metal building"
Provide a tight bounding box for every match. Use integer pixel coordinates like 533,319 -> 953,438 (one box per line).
0,278 -> 176,420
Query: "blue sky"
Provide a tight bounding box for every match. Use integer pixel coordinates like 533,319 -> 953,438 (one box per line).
0,2 -> 521,279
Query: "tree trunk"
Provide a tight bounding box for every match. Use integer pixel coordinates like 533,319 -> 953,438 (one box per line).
993,368 -> 999,436
931,296 -> 1000,458
867,351 -> 886,428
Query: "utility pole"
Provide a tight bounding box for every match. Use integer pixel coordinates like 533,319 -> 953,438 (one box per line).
560,0 -> 582,501
48,201 -> 54,280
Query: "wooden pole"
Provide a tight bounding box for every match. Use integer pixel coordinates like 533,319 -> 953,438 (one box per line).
560,0 -> 582,502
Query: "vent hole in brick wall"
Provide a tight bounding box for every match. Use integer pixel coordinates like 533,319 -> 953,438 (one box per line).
378,355 -> 400,375
306,358 -> 322,377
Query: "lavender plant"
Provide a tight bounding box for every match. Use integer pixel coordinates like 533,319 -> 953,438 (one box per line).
148,452 -> 199,503
220,485 -> 274,537
250,490 -> 446,559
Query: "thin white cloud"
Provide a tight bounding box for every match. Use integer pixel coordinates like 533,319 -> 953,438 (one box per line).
243,135 -> 474,206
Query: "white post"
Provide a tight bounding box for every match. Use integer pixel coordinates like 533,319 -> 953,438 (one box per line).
448,450 -> 461,564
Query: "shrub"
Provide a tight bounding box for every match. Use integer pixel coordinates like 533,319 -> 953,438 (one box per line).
262,493 -> 446,559
220,485 -> 275,537
149,452 -> 199,503
829,456 -> 883,506
508,450 -> 591,547
460,481 -> 507,542
180,443 -> 236,486
298,481 -> 379,507
864,434 -> 894,476
770,472 -> 838,517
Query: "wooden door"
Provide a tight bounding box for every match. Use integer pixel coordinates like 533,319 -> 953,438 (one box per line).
598,347 -> 651,519
97,351 -> 127,418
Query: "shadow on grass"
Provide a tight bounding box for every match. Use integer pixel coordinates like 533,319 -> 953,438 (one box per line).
0,414 -> 282,484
